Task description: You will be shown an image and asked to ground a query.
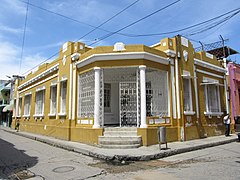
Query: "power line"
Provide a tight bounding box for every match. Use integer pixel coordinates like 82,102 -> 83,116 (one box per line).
184,10 -> 240,36
119,7 -> 240,37
19,0 -> 29,74
22,0 -> 140,75
88,0 -> 181,46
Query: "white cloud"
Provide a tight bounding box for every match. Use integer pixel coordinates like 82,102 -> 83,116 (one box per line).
0,41 -> 47,79
0,24 -> 23,35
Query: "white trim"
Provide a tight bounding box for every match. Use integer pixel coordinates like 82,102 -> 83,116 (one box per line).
196,69 -> 224,79
61,75 -> 67,81
194,66 -> 199,118
50,80 -> 57,86
184,111 -> 195,115
18,63 -> 59,90
33,114 -> 44,118
224,75 -> 229,114
36,86 -> 45,92
194,58 -> 226,73
75,52 -> 169,68
204,112 -> 223,116
72,66 -> 76,120
93,67 -> 101,128
48,113 -> 56,117
69,64 -> 72,119
139,65 -> 147,128
164,49 -> 176,57
58,112 -> 66,117
24,92 -> 32,96
150,42 -> 161,47
171,66 -> 176,119
19,74 -> 58,94
200,82 -> 224,86
175,58 -> 181,119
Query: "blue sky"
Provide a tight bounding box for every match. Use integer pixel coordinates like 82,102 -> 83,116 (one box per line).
0,0 -> 239,79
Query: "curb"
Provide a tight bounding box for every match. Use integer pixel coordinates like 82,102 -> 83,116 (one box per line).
3,128 -> 238,162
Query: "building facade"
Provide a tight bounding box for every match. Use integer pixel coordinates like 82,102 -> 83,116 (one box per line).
0,80 -> 11,127
12,35 -> 229,146
228,62 -> 240,122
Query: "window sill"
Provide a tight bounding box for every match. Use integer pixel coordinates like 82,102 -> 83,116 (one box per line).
48,113 -> 56,117
58,113 -> 66,117
23,115 -> 30,119
204,112 -> 223,118
184,111 -> 195,115
33,114 -> 44,119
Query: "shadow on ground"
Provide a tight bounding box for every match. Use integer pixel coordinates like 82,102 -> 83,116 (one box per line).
0,138 -> 38,179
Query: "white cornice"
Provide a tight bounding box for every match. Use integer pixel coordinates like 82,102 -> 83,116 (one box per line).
75,52 -> 169,68
194,58 -> 226,73
18,63 -> 59,90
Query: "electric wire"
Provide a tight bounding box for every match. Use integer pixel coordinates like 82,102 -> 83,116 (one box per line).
21,0 -> 140,75
88,0 -> 181,46
19,0 -> 29,74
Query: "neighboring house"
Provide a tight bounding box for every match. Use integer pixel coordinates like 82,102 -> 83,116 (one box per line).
0,80 -> 11,127
12,35 -> 228,147
228,62 -> 240,122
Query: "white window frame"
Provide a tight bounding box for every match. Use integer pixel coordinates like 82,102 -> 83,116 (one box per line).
182,71 -> 195,115
23,94 -> 31,117
59,80 -> 67,116
203,77 -> 223,116
49,85 -> 57,116
34,89 -> 45,118
17,97 -> 22,117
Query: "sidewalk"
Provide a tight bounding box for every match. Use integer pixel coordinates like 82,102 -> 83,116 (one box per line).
1,126 -> 238,162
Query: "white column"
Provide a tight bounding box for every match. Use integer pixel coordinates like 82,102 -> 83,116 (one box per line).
139,65 -> 147,128
93,67 -> 101,128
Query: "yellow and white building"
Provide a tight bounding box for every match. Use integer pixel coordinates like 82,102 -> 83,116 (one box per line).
12,35 -> 229,147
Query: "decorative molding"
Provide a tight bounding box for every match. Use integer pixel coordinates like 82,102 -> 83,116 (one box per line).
75,52 -> 170,68
71,53 -> 81,61
18,64 -> 59,90
164,49 -> 176,57
196,69 -> 224,79
113,42 -> 126,51
194,58 -> 226,73
181,37 -> 189,47
19,74 -> 58,94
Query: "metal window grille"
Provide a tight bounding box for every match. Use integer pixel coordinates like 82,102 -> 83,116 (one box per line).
146,68 -> 169,117
50,86 -> 57,114
78,70 -> 95,118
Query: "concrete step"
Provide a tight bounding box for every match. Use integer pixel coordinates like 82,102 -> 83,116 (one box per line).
100,144 -> 141,149
99,136 -> 141,145
99,127 -> 142,149
103,131 -> 137,136
103,127 -> 137,132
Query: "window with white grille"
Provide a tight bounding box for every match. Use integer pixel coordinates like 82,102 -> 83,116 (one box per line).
205,84 -> 220,112
146,68 -> 169,117
18,97 -> 22,116
50,85 -> 57,114
60,81 -> 67,114
24,94 -> 31,116
35,90 -> 44,115
78,71 -> 95,118
183,78 -> 193,112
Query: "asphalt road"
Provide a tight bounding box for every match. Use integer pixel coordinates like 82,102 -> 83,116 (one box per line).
1,128 -> 240,180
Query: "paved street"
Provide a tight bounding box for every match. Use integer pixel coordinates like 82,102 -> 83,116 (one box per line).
1,128 -> 240,180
